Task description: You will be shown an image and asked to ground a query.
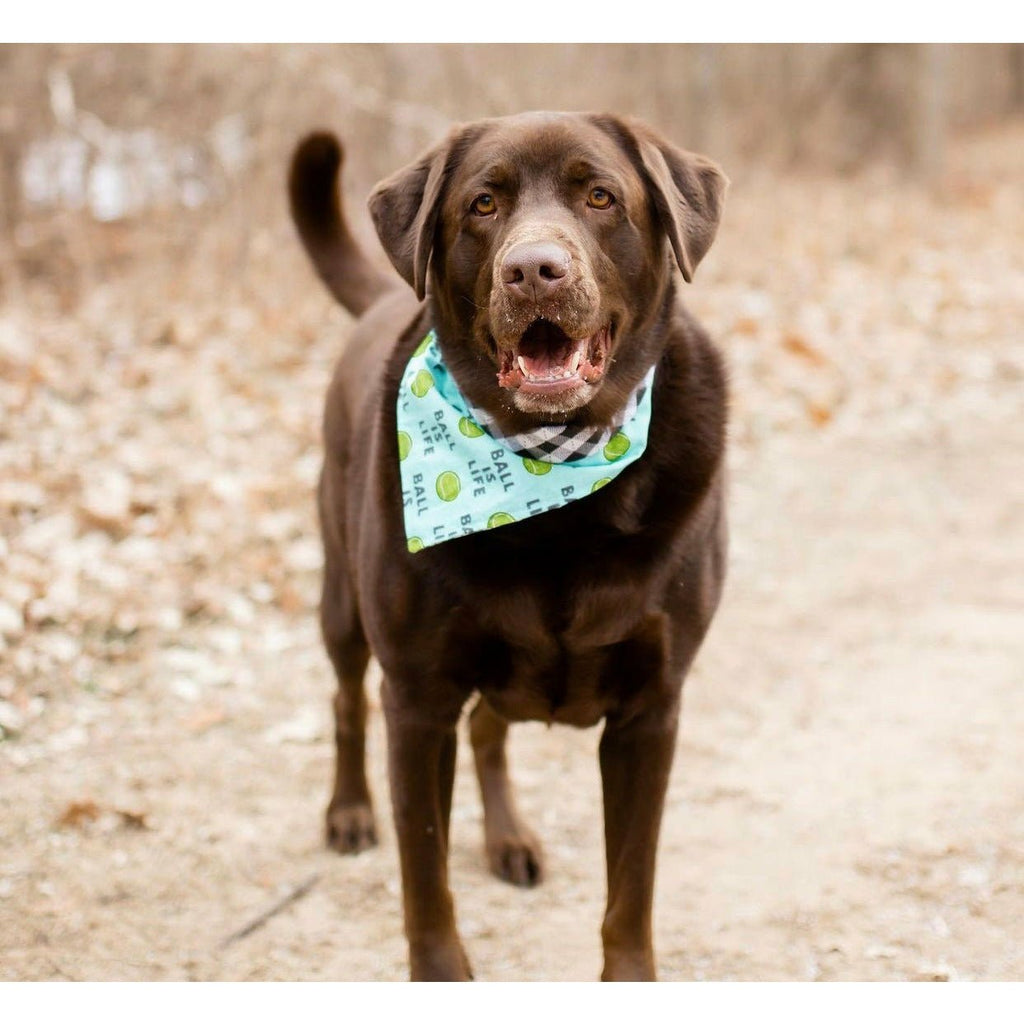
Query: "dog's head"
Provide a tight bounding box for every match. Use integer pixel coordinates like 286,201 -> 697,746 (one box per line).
369,112 -> 726,424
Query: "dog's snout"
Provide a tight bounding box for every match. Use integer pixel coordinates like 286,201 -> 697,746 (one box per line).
501,241 -> 571,302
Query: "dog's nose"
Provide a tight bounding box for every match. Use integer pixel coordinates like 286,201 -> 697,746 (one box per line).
501,242 -> 571,302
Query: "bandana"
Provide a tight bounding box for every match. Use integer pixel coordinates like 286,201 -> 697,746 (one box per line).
397,330 -> 655,551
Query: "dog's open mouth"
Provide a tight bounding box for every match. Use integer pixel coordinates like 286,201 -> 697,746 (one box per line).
496,319 -> 611,395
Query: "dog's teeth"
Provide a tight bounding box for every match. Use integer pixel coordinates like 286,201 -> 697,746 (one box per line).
518,356 -> 529,377
570,350 -> 582,373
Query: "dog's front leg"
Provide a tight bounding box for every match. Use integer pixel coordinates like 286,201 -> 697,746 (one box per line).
383,683 -> 472,981
598,700 -> 680,981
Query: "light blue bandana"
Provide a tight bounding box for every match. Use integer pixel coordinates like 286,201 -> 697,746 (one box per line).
397,331 -> 655,551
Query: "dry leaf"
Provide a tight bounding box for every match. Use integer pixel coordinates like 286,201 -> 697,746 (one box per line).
56,800 -> 101,829
732,317 -> 760,336
183,705 -> 227,734
275,583 -> 306,615
807,401 -> 835,427
781,332 -> 829,366
116,809 -> 150,831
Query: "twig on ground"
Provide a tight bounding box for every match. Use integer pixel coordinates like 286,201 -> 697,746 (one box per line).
218,873 -> 321,950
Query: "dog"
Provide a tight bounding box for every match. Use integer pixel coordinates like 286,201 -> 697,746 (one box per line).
288,111 -> 728,981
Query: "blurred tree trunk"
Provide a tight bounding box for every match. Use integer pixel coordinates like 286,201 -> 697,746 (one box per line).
912,44 -> 949,181
1012,44 -> 1024,109
0,49 -> 26,299
0,132 -> 18,239
691,44 -> 721,155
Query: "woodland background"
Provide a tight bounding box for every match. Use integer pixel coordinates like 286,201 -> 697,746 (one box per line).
1,44 -> 1022,981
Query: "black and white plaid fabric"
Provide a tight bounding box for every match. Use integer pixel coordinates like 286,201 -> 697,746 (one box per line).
467,377 -> 652,464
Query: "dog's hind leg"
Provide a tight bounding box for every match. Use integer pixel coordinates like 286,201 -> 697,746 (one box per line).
469,696 -> 544,887
320,483 -> 376,853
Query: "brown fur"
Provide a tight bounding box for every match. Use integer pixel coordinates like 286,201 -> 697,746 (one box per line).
288,111 -> 729,981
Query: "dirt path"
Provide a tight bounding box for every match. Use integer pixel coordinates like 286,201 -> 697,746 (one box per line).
1,125 -> 1021,982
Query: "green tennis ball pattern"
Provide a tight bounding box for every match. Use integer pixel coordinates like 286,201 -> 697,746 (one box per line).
487,511 -> 516,528
410,368 -> 435,398
397,431 -> 412,461
407,537 -> 424,553
458,416 -> 485,438
413,334 -> 433,357
522,457 -> 552,476
591,477 -> 612,493
435,471 -> 461,502
603,432 -> 630,461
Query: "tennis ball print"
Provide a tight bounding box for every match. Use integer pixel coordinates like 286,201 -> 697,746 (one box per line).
487,511 -> 516,528
458,417 -> 485,438
407,537 -> 424,553
397,431 -> 412,461
591,477 -> 612,493
436,471 -> 461,502
522,457 -> 552,476
413,333 -> 433,357
410,369 -> 435,398
603,432 -> 630,461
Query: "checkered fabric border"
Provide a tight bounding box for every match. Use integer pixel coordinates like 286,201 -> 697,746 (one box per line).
467,380 -> 650,464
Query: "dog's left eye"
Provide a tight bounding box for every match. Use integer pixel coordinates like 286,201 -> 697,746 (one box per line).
587,187 -> 615,210
471,194 -> 497,216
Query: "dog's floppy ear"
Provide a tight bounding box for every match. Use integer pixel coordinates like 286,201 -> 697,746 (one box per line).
368,124 -> 476,301
594,116 -> 728,283
638,134 -> 727,283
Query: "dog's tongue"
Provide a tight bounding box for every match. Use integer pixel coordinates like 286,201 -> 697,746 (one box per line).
518,335 -> 580,379
514,320 -> 582,381
497,320 -> 608,391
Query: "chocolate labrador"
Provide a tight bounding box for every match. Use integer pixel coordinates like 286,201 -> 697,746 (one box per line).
288,111 -> 728,981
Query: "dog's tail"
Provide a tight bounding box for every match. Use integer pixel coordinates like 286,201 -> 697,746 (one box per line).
288,132 -> 394,318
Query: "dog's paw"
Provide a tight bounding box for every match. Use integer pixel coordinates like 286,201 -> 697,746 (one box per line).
325,802 -> 377,854
487,832 -> 544,888
409,939 -> 474,981
600,948 -> 656,981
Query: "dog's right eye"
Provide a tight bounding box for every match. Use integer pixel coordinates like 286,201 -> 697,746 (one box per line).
470,194 -> 497,216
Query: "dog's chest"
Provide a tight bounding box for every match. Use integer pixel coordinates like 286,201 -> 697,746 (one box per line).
448,570 -> 671,728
